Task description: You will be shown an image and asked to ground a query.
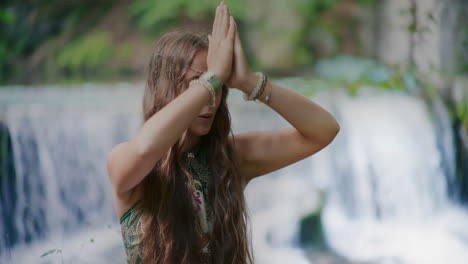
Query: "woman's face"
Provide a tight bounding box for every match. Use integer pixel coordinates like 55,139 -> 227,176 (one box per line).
184,49 -> 223,136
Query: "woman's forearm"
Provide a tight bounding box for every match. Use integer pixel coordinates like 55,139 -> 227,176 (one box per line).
241,75 -> 340,144
108,82 -> 211,195
134,83 -> 211,156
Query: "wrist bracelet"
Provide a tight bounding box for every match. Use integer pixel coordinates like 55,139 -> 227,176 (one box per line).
243,72 -> 267,102
190,79 -> 216,108
252,73 -> 267,102
190,72 -> 223,108
265,82 -> 272,104
200,72 -> 223,92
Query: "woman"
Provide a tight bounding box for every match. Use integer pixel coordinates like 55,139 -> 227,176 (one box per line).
106,1 -> 340,263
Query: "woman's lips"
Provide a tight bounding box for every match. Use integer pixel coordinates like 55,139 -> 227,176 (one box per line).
197,114 -> 213,124
198,114 -> 213,119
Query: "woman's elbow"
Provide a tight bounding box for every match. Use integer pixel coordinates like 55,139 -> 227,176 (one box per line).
323,121 -> 340,145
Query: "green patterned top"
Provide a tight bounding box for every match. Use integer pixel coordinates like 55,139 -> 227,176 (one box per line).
120,145 -> 213,264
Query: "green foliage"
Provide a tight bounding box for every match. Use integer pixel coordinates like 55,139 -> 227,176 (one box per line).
0,41 -> 8,67
313,55 -> 411,95
356,0 -> 378,6
288,0 -> 339,67
455,99 -> 468,129
285,0 -> 377,26
0,0 -> 113,84
293,0 -> 338,20
0,9 -> 15,24
49,30 -> 134,81
457,34 -> 468,74
56,32 -> 113,74
289,0 -> 379,67
129,0 -> 247,34
274,77 -> 342,97
407,23 -> 417,33
296,46 -> 315,66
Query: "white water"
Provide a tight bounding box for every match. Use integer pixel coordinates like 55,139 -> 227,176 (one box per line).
0,83 -> 467,264
309,88 -> 468,264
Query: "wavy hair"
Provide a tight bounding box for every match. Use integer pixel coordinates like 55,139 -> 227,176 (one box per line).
138,30 -> 254,264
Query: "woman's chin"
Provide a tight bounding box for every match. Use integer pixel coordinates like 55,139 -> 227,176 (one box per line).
190,125 -> 212,136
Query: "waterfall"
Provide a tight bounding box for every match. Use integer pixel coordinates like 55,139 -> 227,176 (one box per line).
0,84 -> 143,263
1,83 -> 467,264
309,87 -> 468,264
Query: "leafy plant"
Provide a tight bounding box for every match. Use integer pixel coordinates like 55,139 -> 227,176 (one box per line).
129,0 -> 246,35
0,8 -> 15,24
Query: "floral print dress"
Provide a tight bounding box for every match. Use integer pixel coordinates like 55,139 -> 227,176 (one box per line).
120,145 -> 213,264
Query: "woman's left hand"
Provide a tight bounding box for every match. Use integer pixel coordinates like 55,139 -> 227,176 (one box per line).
224,17 -> 258,92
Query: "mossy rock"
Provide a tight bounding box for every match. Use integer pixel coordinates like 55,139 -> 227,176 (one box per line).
299,209 -> 326,250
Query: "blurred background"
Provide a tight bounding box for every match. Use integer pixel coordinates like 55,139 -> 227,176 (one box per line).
0,0 -> 467,263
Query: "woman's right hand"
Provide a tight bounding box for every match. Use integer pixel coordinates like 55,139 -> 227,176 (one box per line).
207,1 -> 236,84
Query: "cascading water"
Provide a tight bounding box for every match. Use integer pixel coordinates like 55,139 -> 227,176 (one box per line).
309,88 -> 468,264
0,81 -> 467,264
0,85 -> 143,263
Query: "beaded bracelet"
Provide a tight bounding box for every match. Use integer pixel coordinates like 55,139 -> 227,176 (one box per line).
243,72 -> 267,102
200,72 -> 222,92
265,82 -> 272,104
252,73 -> 267,102
190,79 -> 217,108
190,72 -> 223,108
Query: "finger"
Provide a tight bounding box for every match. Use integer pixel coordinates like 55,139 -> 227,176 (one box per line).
214,4 -> 222,38
226,6 -> 233,35
233,20 -> 243,64
220,3 -> 228,37
234,23 -> 243,54
225,4 -> 233,35
224,1 -> 231,16
225,16 -> 236,62
212,5 -> 221,37
228,16 -> 236,44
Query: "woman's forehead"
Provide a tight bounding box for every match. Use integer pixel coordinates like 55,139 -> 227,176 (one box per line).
190,49 -> 208,72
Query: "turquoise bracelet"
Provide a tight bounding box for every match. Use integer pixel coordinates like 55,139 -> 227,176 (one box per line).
200,72 -> 223,107
207,74 -> 222,92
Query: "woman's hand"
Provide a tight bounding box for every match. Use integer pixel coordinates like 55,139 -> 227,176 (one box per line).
225,16 -> 258,92
207,1 -> 236,84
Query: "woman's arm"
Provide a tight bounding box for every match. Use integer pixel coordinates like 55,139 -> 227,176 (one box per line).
244,75 -> 340,145
226,13 -> 340,184
107,2 -> 236,197
233,78 -> 340,183
107,83 -> 211,196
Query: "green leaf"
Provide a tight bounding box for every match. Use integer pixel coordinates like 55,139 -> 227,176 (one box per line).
0,9 -> 15,24
407,23 -> 417,33
56,31 -> 113,71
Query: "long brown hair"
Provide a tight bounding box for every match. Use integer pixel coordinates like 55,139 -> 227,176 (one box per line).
139,30 -> 254,264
